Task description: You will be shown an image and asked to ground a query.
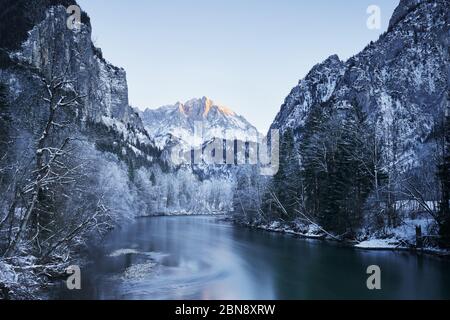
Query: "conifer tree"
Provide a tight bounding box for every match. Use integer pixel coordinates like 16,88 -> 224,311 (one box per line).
300,101 -> 375,236
438,97 -> 450,246
270,129 -> 300,220
0,83 -> 9,144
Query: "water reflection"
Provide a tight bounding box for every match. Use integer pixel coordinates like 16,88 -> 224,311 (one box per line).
56,216 -> 450,300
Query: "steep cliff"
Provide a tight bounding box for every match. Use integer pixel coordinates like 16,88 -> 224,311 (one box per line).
270,55 -> 346,134
8,4 -> 152,140
0,0 -> 163,226
271,0 -> 449,173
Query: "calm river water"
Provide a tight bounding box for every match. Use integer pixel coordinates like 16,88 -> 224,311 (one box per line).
56,216 -> 450,300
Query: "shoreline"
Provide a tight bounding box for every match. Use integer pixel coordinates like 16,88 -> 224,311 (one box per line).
136,212 -> 227,218
22,214 -> 449,300
227,218 -> 450,260
132,215 -> 450,259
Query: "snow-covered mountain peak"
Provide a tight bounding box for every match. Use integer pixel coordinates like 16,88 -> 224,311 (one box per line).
177,97 -> 237,119
140,97 -> 259,149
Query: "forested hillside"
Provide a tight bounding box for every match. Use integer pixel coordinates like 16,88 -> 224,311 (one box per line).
0,0 -> 233,299
233,0 -> 450,249
0,0 -> 449,300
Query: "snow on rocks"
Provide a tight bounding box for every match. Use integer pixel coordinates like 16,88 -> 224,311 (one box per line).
0,260 -> 18,287
121,262 -> 157,281
108,249 -> 141,257
241,219 -> 325,240
355,239 -> 400,249
355,218 -> 438,251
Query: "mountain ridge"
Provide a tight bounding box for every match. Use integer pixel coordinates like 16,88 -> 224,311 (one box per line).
140,96 -> 260,149
270,0 -> 449,173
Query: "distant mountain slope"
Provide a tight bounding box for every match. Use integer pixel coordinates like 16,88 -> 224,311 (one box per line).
141,97 -> 259,149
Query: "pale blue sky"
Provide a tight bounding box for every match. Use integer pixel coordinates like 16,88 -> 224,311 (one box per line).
77,0 -> 398,131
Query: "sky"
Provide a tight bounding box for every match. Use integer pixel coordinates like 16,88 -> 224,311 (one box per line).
77,0 -> 398,132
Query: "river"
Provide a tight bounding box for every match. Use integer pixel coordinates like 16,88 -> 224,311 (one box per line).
56,216 -> 450,300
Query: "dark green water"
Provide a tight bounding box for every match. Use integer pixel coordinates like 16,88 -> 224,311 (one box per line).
57,216 -> 450,300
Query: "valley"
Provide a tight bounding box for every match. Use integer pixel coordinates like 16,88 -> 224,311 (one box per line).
0,0 -> 449,300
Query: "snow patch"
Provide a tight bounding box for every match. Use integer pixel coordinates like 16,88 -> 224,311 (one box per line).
108,249 -> 140,257
122,262 -> 157,281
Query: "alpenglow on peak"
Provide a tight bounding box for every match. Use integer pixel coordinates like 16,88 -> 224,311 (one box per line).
140,97 -> 259,149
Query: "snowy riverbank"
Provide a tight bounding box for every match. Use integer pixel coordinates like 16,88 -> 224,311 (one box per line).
0,255 -> 75,299
232,218 -> 450,258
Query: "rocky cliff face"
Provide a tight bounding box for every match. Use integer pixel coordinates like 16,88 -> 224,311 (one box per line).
1,2 -> 153,149
15,6 -> 139,125
270,55 -> 346,134
0,0 -> 166,230
271,0 -> 449,172
389,0 -> 430,30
